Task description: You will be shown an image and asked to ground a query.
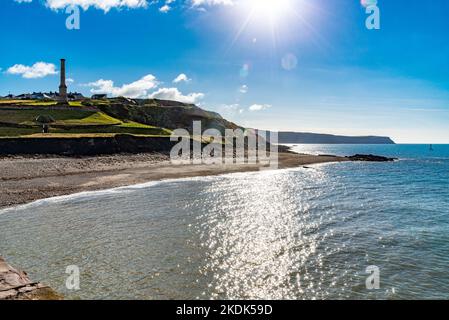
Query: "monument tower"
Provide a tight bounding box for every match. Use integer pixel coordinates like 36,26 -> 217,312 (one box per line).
58,58 -> 68,103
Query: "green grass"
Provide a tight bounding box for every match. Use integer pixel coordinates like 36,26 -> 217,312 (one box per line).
0,125 -> 171,137
0,109 -> 121,126
0,133 -> 173,139
0,127 -> 41,137
58,112 -> 121,125
0,111 -> 172,137
53,125 -> 171,136
27,101 -> 58,106
0,99 -> 39,105
69,101 -> 84,107
0,104 -> 172,137
0,100 -> 85,107
119,121 -> 150,128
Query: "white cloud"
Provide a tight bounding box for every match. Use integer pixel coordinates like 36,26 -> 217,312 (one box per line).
191,0 -> 234,7
86,74 -> 159,98
6,62 -> 58,79
173,73 -> 191,83
67,78 -> 75,83
159,4 -> 171,12
159,0 -> 175,12
44,0 -> 149,12
149,87 -> 204,104
15,0 -> 233,13
85,75 -> 203,103
239,84 -> 248,94
219,103 -> 244,115
249,104 -> 271,112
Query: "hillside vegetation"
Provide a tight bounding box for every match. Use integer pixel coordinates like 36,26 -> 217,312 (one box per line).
0,98 -> 239,138
91,98 -> 240,132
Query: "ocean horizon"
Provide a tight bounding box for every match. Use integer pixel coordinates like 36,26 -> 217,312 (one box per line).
1,144 -> 448,300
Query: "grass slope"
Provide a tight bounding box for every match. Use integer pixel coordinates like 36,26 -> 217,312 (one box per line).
0,109 -> 119,126
0,104 -> 172,137
0,97 -> 236,138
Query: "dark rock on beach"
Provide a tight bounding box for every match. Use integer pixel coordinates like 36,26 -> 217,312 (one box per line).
346,154 -> 397,162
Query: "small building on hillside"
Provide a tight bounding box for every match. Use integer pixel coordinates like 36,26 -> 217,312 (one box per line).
43,93 -> 55,100
30,92 -> 46,100
15,93 -> 32,100
68,92 -> 84,100
91,94 -> 107,100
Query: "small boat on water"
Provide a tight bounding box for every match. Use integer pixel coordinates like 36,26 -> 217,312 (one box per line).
429,144 -> 434,151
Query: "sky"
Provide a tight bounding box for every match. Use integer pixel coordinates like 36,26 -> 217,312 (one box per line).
1,0 -> 449,143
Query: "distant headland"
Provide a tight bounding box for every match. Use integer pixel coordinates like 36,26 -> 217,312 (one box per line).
276,131 -> 395,145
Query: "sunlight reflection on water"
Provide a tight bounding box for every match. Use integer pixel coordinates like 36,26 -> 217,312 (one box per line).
1,155 -> 448,300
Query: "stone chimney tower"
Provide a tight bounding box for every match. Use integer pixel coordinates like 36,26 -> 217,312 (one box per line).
59,58 -> 68,103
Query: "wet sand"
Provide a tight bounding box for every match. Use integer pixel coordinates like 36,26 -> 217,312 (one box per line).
0,152 -> 348,210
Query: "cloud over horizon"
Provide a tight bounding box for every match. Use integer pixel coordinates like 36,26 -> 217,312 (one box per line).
85,74 -> 204,103
87,74 -> 159,98
149,87 -> 204,104
6,62 -> 58,79
249,104 -> 271,112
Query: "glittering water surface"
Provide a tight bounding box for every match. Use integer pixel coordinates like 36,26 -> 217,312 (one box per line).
1,145 -> 448,300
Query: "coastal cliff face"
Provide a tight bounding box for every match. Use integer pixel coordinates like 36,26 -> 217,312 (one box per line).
0,257 -> 62,300
96,98 -> 240,133
277,132 -> 395,144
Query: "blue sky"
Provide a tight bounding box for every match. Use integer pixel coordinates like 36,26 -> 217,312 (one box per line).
1,0 -> 449,143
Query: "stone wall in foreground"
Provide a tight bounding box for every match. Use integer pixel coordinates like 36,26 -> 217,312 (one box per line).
0,134 -> 178,156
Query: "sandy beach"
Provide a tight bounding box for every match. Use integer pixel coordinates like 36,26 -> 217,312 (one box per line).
0,152 -> 348,210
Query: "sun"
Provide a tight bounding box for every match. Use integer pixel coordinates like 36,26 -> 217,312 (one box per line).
227,0 -> 311,52
246,0 -> 292,21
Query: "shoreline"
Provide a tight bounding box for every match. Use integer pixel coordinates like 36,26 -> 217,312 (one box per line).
0,152 -> 349,210
0,150 -> 396,300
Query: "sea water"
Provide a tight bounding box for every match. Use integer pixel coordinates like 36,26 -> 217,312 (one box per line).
0,144 -> 448,300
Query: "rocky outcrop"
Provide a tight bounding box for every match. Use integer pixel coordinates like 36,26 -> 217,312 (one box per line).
346,154 -> 397,162
0,257 -> 62,300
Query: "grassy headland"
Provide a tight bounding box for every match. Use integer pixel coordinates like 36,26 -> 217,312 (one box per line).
0,97 -> 239,139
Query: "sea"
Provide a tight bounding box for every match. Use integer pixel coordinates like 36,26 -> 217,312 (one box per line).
0,144 -> 448,300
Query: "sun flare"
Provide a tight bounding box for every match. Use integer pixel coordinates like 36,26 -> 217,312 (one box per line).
246,0 -> 293,21
227,0 -> 313,53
